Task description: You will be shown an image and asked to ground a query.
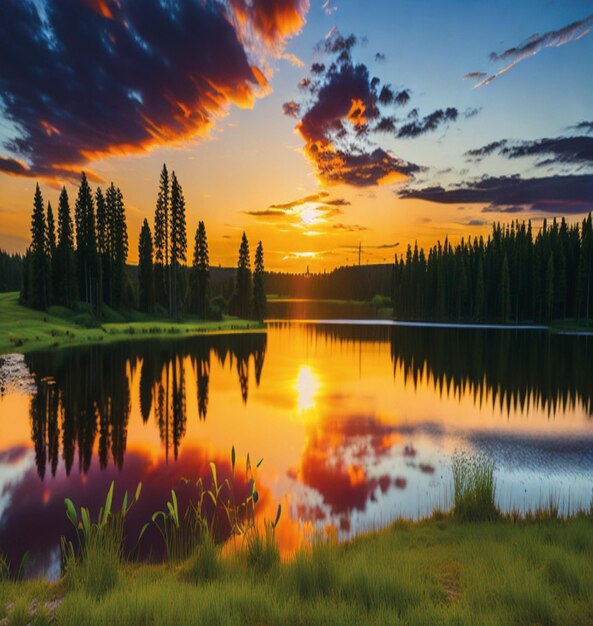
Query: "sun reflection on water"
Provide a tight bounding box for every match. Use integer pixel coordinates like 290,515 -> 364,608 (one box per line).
295,365 -> 320,412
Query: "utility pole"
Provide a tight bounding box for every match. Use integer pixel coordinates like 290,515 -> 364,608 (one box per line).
358,241 -> 362,266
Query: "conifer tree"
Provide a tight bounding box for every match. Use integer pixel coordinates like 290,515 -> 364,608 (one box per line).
500,253 -> 511,323
154,164 -> 169,310
192,221 -> 210,318
55,186 -> 76,307
27,184 -> 50,309
235,232 -> 252,319
47,201 -> 57,304
138,219 -> 154,312
170,172 -> 187,318
75,172 -> 98,309
252,241 -> 266,321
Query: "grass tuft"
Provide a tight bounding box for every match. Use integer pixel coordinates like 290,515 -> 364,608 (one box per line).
452,451 -> 498,522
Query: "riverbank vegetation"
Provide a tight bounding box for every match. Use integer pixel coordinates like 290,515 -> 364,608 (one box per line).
0,292 -> 263,355
0,454 -> 591,625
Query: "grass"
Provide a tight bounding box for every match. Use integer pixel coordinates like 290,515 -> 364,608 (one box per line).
2,515 -> 592,625
452,451 -> 498,522
1,453 -> 592,624
0,292 -> 264,355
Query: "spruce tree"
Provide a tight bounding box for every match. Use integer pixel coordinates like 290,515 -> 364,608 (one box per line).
75,172 -> 98,309
96,187 -> 109,305
108,185 -> 128,308
154,164 -> 169,310
138,219 -> 154,312
170,172 -> 187,318
47,201 -> 57,304
192,220 -> 210,318
253,241 -> 266,321
28,184 -> 50,309
56,187 -> 76,307
235,232 -> 252,319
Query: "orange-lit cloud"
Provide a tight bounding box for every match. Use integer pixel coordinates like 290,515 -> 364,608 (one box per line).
0,0 -> 309,183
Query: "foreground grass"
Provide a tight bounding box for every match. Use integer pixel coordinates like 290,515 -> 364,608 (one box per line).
2,514 -> 592,625
0,292 -> 264,355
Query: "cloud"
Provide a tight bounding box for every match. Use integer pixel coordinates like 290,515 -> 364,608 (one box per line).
284,31 -> 462,186
400,173 -> 593,213
468,13 -> 593,87
0,0 -> 309,181
245,191 -> 356,233
283,32 -> 464,186
569,121 -> 593,134
466,136 -> 593,166
481,205 -> 525,214
282,100 -> 301,117
397,108 -> 458,139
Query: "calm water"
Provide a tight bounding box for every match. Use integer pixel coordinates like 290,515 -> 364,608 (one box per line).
1,321 -> 592,578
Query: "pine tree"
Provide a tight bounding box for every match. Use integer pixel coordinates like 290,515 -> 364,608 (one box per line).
96,187 -> 109,306
170,172 -> 187,319
235,232 -> 252,319
27,184 -> 50,309
55,186 -> 76,307
108,184 -> 128,308
544,253 -> 555,322
154,164 -> 169,310
475,254 -> 485,321
75,172 -> 98,309
46,201 -> 57,304
138,219 -> 154,312
252,241 -> 266,321
192,221 -> 210,318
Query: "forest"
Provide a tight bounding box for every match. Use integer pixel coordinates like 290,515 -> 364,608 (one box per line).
13,166 -> 266,322
392,216 -> 593,324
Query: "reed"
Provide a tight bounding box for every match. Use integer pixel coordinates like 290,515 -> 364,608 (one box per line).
452,451 -> 498,522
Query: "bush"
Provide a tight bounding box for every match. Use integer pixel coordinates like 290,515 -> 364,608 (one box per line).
184,532 -> 221,583
209,295 -> 227,316
72,313 -> 101,329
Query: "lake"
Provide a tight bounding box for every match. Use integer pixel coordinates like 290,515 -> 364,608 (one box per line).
1,318 -> 592,579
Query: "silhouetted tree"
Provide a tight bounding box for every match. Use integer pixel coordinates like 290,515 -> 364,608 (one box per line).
191,220 -> 210,318
235,232 -> 251,319
26,184 -> 50,309
138,218 -> 154,312
55,187 -> 77,307
74,172 -> 98,309
154,164 -> 170,311
170,172 -> 187,319
252,240 -> 266,321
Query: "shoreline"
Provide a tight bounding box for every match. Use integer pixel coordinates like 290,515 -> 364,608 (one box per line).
0,292 -> 264,355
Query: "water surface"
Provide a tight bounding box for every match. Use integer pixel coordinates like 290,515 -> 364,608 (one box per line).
0,322 -> 592,578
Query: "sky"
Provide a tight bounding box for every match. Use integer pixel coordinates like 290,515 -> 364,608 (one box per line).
0,0 -> 592,271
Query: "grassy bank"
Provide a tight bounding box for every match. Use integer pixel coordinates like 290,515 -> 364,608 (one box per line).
1,454 -> 592,625
0,292 -> 264,355
1,514 -> 592,625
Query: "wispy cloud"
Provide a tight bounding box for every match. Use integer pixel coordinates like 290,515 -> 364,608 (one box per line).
467,13 -> 593,88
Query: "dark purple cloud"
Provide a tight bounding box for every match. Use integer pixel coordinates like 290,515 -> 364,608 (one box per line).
283,31 -> 460,187
466,136 -> 593,166
0,0 -> 308,181
400,173 -> 593,213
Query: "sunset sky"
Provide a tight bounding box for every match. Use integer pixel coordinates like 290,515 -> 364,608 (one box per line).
0,0 -> 592,271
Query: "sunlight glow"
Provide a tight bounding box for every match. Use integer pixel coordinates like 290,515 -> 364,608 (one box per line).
295,365 -> 320,412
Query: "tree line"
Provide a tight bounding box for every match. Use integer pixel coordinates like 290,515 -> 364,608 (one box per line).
392,216 -> 593,324
19,166 -> 267,321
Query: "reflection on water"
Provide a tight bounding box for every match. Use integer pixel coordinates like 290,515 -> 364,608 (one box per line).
0,323 -> 592,578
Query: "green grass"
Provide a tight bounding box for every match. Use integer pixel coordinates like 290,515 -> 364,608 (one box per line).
2,515 -> 592,625
0,292 -> 264,355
